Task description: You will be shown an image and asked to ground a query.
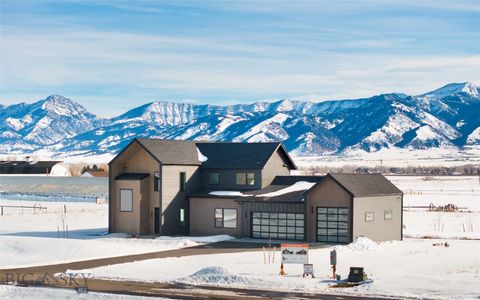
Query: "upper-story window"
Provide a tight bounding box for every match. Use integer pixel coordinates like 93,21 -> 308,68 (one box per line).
236,172 -> 255,185
209,172 -> 220,185
180,172 -> 186,192
154,172 -> 160,191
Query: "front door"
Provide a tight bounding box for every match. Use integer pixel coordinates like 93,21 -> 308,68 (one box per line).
154,207 -> 160,234
316,207 -> 349,243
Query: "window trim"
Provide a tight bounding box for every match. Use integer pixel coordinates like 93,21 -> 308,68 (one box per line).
119,189 -> 133,212
214,208 -> 237,229
209,172 -> 220,185
365,211 -> 374,222
384,210 -> 393,220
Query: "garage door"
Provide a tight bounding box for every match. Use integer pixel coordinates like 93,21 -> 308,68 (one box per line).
251,212 -> 304,240
317,207 -> 349,243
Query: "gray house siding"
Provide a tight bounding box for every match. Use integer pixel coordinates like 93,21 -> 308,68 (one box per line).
352,195 -> 403,242
189,197 -> 242,236
161,165 -> 201,235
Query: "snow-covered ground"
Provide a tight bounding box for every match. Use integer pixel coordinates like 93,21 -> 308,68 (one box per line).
0,200 -> 233,268
294,146 -> 480,168
74,238 -> 480,299
1,175 -> 479,299
0,285 -> 167,300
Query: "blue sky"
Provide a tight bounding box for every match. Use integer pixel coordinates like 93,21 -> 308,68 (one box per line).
1,0 -> 479,117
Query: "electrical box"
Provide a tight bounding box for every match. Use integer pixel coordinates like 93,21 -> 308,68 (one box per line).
347,267 -> 367,282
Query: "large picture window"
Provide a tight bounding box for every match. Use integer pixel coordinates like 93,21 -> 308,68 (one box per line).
214,208 -> 237,228
120,189 -> 133,212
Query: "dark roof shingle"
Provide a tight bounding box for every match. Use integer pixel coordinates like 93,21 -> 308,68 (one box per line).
196,142 -> 294,169
329,173 -> 403,197
136,138 -> 201,165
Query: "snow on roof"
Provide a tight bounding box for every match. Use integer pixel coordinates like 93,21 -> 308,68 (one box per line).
255,181 -> 316,197
196,147 -> 208,162
209,191 -> 247,197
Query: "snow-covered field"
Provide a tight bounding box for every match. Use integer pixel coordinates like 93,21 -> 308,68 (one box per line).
294,146 -> 480,168
1,175 -> 479,299
0,200 -> 233,268
74,238 -> 480,299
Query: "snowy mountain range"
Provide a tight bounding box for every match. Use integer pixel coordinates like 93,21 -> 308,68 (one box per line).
1,82 -> 479,157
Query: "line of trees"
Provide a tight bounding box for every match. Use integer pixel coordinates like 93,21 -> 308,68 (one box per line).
301,164 -> 480,176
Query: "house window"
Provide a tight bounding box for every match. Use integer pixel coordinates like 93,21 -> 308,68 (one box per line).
247,173 -> 255,185
365,212 -> 374,222
236,172 -> 255,185
154,172 -> 160,191
180,208 -> 185,226
120,189 -> 133,212
236,173 -> 246,185
214,208 -> 237,228
209,172 -> 220,185
384,210 -> 393,220
179,172 -> 186,192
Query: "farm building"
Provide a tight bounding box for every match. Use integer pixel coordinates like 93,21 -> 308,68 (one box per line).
0,160 -> 71,176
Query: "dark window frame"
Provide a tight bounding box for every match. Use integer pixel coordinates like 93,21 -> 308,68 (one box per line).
236,172 -> 255,185
154,171 -> 160,191
209,172 -> 220,185
179,172 -> 186,192
251,211 -> 305,240
316,207 -> 349,243
180,208 -> 185,226
214,208 -> 237,229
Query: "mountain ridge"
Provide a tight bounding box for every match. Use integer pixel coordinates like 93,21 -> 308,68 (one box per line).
1,82 -> 479,157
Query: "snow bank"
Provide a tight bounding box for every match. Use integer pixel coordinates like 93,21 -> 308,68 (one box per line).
209,191 -> 246,197
334,237 -> 380,251
154,235 -> 235,248
256,181 -> 316,197
177,266 -> 264,287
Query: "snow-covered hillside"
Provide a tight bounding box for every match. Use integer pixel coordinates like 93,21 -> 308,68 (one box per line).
1,82 -> 479,157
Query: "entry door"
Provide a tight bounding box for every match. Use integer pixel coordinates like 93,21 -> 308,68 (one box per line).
317,207 -> 349,243
154,207 -> 160,234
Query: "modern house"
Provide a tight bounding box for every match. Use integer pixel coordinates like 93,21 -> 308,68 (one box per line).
109,138 -> 403,243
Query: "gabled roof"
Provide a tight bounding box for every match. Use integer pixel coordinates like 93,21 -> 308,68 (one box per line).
113,138 -> 297,169
327,173 -> 403,197
135,138 -> 202,165
196,142 -> 297,170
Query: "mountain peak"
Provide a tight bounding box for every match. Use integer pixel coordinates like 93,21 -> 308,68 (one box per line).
40,94 -> 89,117
422,82 -> 479,98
